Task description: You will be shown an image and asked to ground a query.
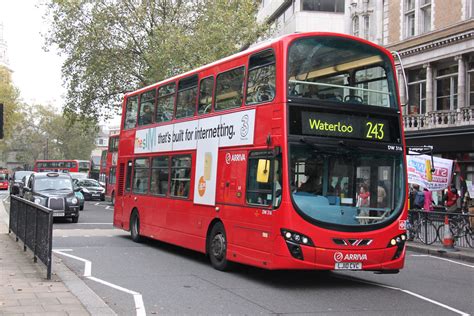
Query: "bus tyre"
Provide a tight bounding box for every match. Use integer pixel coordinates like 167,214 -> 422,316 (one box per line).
130,211 -> 142,243
208,222 -> 232,271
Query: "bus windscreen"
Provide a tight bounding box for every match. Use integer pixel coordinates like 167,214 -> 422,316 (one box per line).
287,36 -> 396,109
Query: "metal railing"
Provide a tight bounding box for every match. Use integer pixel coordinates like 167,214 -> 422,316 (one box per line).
407,209 -> 473,249
9,195 -> 54,279
403,107 -> 474,131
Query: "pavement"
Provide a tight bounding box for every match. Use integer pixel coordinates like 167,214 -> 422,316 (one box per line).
1,197 -> 473,316
0,198 -> 116,316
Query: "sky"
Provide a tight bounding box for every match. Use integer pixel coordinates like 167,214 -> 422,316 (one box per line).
0,0 -> 64,108
0,0 -> 119,125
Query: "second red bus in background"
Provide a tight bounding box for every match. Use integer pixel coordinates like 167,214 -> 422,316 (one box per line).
99,134 -> 119,204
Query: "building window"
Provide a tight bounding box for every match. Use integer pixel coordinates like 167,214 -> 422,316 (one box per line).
407,68 -> 427,114
363,15 -> 370,39
404,0 -> 432,38
301,0 -> 345,13
352,15 -> 359,37
420,0 -> 431,33
436,65 -> 458,111
404,0 -> 415,38
468,61 -> 474,107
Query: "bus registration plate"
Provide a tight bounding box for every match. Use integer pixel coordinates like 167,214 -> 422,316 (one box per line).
334,262 -> 362,270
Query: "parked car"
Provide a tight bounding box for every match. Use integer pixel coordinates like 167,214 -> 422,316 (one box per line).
75,179 -> 106,201
22,172 -> 80,223
9,171 -> 34,195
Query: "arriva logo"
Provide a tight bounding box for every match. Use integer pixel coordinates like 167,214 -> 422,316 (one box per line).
334,252 -> 367,262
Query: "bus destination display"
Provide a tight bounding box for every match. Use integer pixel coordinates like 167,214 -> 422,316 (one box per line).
301,111 -> 390,141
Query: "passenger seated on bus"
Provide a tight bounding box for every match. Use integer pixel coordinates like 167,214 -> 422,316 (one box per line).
298,161 -> 322,195
176,181 -> 189,198
140,104 -> 153,125
150,179 -> 159,195
303,84 -> 320,99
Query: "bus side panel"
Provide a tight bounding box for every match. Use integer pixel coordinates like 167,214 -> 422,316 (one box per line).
216,149 -> 274,257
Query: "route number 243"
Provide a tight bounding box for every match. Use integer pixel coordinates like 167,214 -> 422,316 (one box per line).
366,122 -> 385,140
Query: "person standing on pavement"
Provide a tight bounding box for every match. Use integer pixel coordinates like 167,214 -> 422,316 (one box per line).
445,185 -> 460,212
422,187 -> 434,211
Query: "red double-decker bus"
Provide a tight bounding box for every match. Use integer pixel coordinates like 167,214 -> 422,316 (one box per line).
114,32 -> 408,272
34,160 -> 81,173
99,134 -> 119,204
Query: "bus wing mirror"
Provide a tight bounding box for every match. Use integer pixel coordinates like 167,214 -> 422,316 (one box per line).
257,159 -> 270,183
392,51 -> 408,107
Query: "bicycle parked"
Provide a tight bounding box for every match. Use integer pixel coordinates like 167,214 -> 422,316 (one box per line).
437,212 -> 473,248
406,210 -> 438,245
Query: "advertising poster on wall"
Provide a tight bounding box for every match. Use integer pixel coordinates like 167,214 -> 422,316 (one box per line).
407,154 -> 453,191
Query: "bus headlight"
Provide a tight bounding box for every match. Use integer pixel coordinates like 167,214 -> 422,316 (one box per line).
388,233 -> 407,260
281,229 -> 314,246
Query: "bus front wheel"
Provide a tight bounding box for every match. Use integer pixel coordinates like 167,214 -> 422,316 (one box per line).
130,211 -> 142,243
208,222 -> 232,271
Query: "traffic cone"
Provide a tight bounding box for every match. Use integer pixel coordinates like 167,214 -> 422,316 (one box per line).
441,214 -> 458,252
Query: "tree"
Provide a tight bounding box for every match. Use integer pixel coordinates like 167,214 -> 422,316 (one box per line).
44,0 -> 270,120
8,104 -> 98,168
0,66 -> 21,141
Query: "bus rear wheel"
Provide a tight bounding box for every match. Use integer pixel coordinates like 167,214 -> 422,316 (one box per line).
208,222 -> 232,271
130,211 -> 142,243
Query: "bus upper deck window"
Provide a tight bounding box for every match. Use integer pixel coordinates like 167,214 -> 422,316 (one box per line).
198,77 -> 214,115
124,96 -> 138,129
246,50 -> 276,105
157,83 -> 176,122
138,90 -> 156,126
176,75 -> 198,119
215,67 -> 245,111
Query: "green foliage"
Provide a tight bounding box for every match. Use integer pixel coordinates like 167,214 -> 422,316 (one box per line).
0,66 -> 21,141
44,0 -> 271,120
7,104 -> 98,167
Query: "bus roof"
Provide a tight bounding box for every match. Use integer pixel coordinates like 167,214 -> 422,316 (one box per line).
124,32 -> 391,98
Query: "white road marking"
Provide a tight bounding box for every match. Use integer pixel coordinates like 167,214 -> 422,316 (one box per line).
54,249 -> 146,316
88,276 -> 146,316
411,254 -> 474,268
2,195 -> 10,202
336,275 -> 469,316
53,249 -> 92,277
